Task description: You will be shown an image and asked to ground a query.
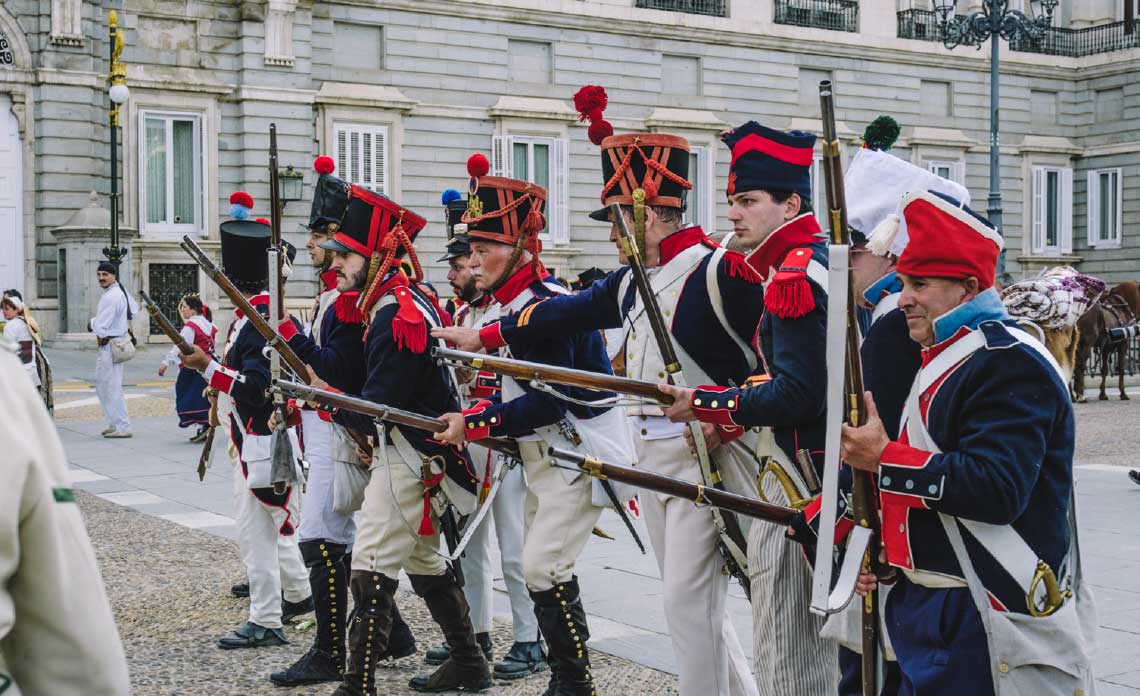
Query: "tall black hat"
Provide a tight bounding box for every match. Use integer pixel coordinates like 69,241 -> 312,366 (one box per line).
220,219 -> 271,285
437,190 -> 472,262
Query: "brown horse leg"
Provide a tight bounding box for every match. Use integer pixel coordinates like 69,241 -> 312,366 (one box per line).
1099,351 -> 1109,400
1073,354 -> 1087,403
1120,343 -> 1130,400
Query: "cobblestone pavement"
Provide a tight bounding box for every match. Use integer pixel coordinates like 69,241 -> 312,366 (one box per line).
82,490 -> 679,695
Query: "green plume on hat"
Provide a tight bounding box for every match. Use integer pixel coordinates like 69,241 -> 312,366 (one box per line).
861,116 -> 901,151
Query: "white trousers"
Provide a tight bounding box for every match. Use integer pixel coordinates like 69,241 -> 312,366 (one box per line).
298,411 -> 356,545
519,440 -> 601,592
94,346 -> 130,432
461,445 -> 539,641
748,473 -> 837,696
353,446 -> 447,578
231,452 -> 310,628
636,435 -> 759,696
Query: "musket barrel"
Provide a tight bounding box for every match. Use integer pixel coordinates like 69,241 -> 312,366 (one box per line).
141,290 -> 194,355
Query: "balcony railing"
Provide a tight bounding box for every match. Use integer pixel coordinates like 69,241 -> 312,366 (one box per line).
635,0 -> 727,17
1010,21 -> 1140,57
775,0 -> 859,33
898,9 -> 1140,56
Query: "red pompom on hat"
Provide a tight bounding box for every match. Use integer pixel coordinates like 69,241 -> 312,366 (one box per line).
896,190 -> 1003,290
587,120 -> 614,146
229,191 -> 254,209
313,156 -> 335,175
574,85 -> 609,123
254,217 -> 270,225
467,153 -> 490,179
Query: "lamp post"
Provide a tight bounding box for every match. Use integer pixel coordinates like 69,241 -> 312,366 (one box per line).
277,165 -> 304,211
104,10 -> 130,267
933,0 -> 1058,278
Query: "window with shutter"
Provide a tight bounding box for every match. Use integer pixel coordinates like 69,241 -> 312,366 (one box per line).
1030,165 -> 1072,256
490,134 -> 569,245
139,110 -> 206,237
923,159 -> 965,187
1087,168 -> 1122,249
333,123 -> 389,195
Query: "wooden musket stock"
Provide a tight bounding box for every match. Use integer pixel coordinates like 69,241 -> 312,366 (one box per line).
548,447 -> 796,526
140,290 -> 194,356
433,346 -> 671,404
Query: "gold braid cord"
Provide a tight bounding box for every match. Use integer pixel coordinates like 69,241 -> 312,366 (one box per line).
357,217 -> 423,313
600,141 -> 692,207
462,189 -> 547,293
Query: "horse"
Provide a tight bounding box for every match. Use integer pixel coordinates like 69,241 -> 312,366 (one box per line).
1072,281 -> 1139,402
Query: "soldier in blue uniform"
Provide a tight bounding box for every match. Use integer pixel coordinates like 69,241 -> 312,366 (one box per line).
659,121 -> 837,696
840,190 -> 1091,696
268,157 -> 416,686
181,210 -> 312,650
308,178 -> 490,696
433,92 -> 762,696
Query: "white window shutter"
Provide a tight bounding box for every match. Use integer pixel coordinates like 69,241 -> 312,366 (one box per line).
1060,167 -> 1073,255
373,127 -> 388,196
552,137 -> 570,245
702,145 -> 716,232
335,127 -> 349,179
491,136 -> 512,178
952,161 -> 965,186
333,124 -> 388,194
1031,167 -> 1045,254
1087,170 -> 1099,248
1113,169 -> 1123,246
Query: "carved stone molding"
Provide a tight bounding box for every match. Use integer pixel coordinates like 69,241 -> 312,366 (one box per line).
50,0 -> 84,47
265,0 -> 298,68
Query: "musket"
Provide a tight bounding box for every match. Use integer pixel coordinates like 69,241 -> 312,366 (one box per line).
265,124 -> 296,495
179,235 -> 374,458
141,290 -> 212,480
270,379 -> 520,460
434,346 -> 670,405
549,447 -> 796,526
818,79 -> 882,696
610,201 -> 752,599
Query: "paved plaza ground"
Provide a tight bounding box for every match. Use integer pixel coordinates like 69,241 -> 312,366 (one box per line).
46,345 -> 1140,695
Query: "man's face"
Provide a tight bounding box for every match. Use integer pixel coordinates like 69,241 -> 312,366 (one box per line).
727,190 -> 800,249
606,206 -> 665,267
97,270 -> 116,288
447,255 -> 478,302
329,251 -> 369,293
897,274 -> 979,347
850,248 -> 895,309
469,240 -> 515,292
306,230 -> 330,268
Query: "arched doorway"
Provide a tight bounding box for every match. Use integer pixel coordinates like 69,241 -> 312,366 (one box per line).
0,93 -> 22,295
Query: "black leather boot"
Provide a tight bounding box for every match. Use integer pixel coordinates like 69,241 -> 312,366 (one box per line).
269,540 -> 348,686
425,632 -> 492,666
340,551 -> 416,663
532,577 -> 595,696
330,570 -> 398,696
494,637 -> 548,679
406,570 -> 492,692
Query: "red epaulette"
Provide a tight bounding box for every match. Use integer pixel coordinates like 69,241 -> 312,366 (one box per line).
764,247 -> 815,319
334,291 -> 365,324
390,286 -> 427,353
721,249 -> 764,285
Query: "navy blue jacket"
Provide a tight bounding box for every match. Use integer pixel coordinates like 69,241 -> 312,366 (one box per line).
282,290 -> 367,394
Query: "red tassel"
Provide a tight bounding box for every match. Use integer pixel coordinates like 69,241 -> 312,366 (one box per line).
722,250 -> 764,285
479,451 -> 493,504
419,492 -> 434,536
392,289 -> 428,353
335,292 -> 365,324
765,274 -> 815,319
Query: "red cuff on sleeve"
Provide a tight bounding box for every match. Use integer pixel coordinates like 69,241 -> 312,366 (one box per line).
279,319 -> 300,342
716,424 -> 745,445
880,442 -> 934,469
691,385 -> 740,428
479,323 -> 507,351
462,399 -> 496,441
208,365 -> 240,394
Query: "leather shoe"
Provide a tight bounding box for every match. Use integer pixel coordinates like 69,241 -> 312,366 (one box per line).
217,621 -> 287,649
230,581 -> 249,598
424,632 -> 492,666
269,647 -> 342,685
281,595 -> 314,623
494,640 -> 548,680
1130,470 -> 1140,487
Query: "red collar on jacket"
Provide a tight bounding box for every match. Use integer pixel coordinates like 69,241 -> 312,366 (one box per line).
319,268 -> 338,292
492,262 -> 546,305
744,214 -> 823,281
234,293 -> 270,320
658,225 -> 715,266
369,270 -> 412,301
920,325 -> 974,368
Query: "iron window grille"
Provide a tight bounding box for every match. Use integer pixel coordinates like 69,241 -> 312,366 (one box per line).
899,10 -> 1139,56
635,0 -> 727,17
775,0 -> 859,33
147,264 -> 199,336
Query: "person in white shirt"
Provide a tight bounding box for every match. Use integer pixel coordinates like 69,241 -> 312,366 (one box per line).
2,294 -> 40,388
158,293 -> 217,442
88,261 -> 138,438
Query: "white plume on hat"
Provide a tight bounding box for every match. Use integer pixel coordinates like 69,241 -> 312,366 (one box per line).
844,148 -> 970,258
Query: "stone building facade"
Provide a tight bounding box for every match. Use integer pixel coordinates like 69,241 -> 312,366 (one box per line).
0,0 -> 1137,341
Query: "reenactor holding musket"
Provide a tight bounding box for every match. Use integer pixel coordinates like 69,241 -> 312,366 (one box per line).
433,154 -> 636,696
433,87 -> 762,696
658,120 -> 838,695
310,175 -> 491,695
268,156 -> 417,687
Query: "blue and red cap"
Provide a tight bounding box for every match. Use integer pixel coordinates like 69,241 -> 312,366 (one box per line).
721,121 -> 816,202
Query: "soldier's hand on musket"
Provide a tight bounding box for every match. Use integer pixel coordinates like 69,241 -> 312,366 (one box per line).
684,421 -> 723,453
305,365 -> 330,391
431,326 -> 483,352
181,344 -> 212,372
658,383 -> 697,422
854,546 -> 888,597
434,412 -> 468,449
267,402 -> 297,431
839,391 -> 889,473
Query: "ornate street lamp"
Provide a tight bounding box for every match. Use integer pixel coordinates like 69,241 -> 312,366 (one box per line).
277,165 -> 304,210
104,10 -> 130,267
933,0 -> 1058,277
